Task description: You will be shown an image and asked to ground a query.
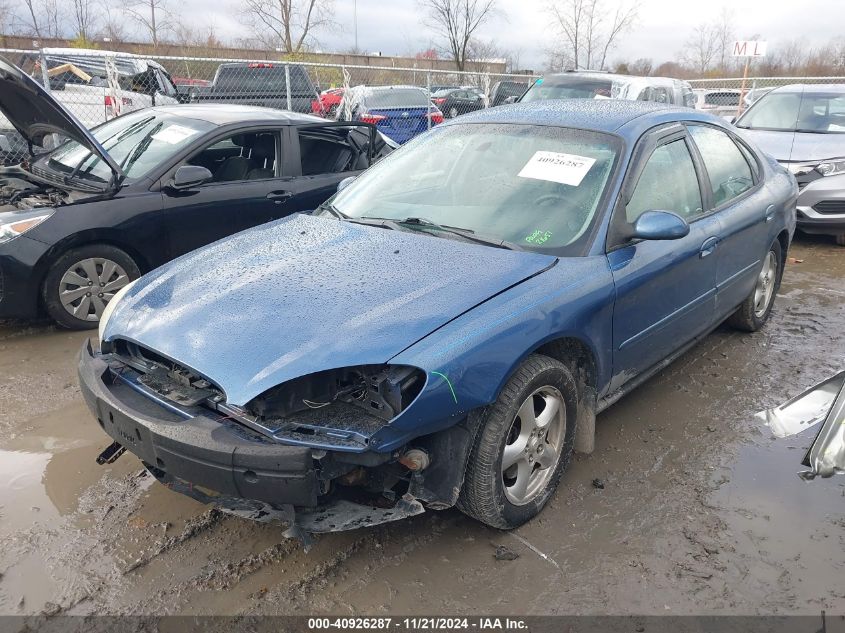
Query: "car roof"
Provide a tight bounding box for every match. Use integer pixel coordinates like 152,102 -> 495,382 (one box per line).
542,71 -> 679,86
147,104 -> 327,125
443,99 -> 721,135
769,83 -> 845,94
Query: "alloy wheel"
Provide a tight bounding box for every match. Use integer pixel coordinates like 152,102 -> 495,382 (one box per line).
753,250 -> 777,318
501,386 -> 566,505
58,257 -> 130,322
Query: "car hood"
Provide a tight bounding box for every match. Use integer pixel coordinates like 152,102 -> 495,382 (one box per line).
0,57 -> 122,180
104,214 -> 557,407
740,128 -> 845,162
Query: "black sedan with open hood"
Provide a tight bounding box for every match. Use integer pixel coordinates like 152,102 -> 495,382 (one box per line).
0,57 -> 392,328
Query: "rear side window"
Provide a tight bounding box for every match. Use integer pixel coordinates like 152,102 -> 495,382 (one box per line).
627,140 -> 703,223
688,125 -> 754,207
297,126 -> 372,175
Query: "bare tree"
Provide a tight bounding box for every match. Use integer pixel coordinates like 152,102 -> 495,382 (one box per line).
123,0 -> 172,47
72,0 -> 99,41
712,7 -> 735,73
98,0 -> 128,43
548,0 -> 639,71
19,0 -> 62,37
422,0 -> 498,72
239,0 -> 334,53
682,23 -> 718,75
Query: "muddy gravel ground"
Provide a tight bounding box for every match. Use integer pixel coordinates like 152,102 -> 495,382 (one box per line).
0,236 -> 843,617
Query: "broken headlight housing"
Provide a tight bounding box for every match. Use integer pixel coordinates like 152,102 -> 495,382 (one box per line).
240,365 -> 427,449
251,365 -> 425,422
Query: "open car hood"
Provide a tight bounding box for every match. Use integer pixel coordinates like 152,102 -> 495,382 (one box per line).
0,57 -> 122,181
102,214 -> 557,407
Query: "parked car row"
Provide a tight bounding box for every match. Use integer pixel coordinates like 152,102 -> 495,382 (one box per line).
0,53 -> 841,541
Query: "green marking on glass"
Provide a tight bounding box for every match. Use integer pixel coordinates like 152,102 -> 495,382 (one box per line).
525,229 -> 552,245
431,371 -> 458,404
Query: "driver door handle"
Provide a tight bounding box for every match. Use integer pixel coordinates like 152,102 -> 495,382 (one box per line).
700,236 -> 720,258
267,191 -> 293,204
765,205 -> 777,223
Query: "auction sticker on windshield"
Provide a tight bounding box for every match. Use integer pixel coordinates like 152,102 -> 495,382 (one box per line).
152,125 -> 200,145
517,151 -> 596,186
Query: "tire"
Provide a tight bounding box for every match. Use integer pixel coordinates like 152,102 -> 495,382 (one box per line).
835,234 -> 845,246
42,244 -> 140,330
727,239 -> 782,332
458,354 -> 577,529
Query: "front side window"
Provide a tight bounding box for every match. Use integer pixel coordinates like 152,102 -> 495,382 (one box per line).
688,125 -> 754,207
330,123 -> 621,255
187,131 -> 278,182
626,139 -> 702,223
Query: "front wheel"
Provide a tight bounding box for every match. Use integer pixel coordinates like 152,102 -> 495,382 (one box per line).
458,354 -> 577,529
727,239 -> 782,332
42,244 -> 140,330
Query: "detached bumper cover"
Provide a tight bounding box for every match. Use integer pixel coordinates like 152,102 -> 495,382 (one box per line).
78,340 -> 319,508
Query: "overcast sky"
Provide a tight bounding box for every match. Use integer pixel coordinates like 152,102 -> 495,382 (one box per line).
180,0 -> 845,70
19,0 -> 842,70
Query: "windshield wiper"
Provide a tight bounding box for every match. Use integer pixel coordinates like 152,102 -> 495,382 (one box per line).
396,217 -> 524,251
317,202 -> 348,219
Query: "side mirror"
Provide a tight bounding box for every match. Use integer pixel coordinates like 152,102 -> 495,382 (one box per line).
729,116 -> 737,125
170,165 -> 212,190
337,176 -> 356,192
631,210 -> 690,240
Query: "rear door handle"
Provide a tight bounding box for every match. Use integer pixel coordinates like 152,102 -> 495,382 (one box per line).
700,236 -> 720,258
267,191 -> 293,204
765,204 -> 776,223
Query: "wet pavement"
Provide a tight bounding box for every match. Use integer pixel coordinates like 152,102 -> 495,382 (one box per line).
0,235 -> 843,616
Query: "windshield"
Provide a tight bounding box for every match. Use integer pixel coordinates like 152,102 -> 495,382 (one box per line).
330,123 -> 620,256
737,90 -> 845,133
41,110 -> 216,185
521,77 -> 614,102
363,89 -> 430,109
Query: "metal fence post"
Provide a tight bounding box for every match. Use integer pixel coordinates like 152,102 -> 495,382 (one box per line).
38,49 -> 51,93
284,63 -> 292,111
426,71 -> 431,130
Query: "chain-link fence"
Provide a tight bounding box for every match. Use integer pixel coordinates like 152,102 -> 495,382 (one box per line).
2,46 -> 845,166
0,47 -> 537,165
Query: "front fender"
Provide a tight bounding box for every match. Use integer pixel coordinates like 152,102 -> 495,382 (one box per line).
369,256 -> 615,452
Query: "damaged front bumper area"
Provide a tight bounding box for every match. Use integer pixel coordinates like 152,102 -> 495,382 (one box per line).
77,340 -> 427,533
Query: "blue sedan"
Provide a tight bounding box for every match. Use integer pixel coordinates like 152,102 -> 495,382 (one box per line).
79,100 -> 797,534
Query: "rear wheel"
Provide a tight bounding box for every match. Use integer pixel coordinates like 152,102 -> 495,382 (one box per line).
727,239 -> 782,332
458,354 -> 577,529
835,234 -> 845,246
42,244 -> 140,330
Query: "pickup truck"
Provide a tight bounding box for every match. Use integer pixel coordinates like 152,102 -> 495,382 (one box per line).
184,62 -> 318,113
0,48 -> 180,163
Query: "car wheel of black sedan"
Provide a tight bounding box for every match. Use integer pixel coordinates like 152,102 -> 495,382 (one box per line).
836,234 -> 845,247
727,239 -> 783,332
458,354 -> 577,529
42,245 -> 140,330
